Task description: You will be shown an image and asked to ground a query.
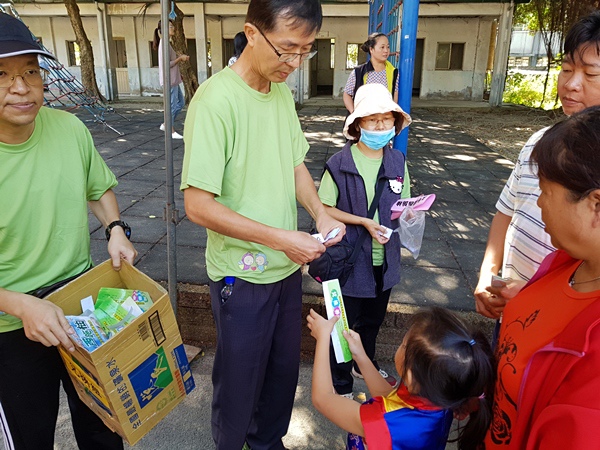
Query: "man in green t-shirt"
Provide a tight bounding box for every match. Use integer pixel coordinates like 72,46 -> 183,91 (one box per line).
0,13 -> 136,449
181,0 -> 344,448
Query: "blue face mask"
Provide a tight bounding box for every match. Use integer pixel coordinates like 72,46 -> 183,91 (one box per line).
359,127 -> 396,150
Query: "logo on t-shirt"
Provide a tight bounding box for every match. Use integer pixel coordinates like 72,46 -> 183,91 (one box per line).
238,251 -> 269,272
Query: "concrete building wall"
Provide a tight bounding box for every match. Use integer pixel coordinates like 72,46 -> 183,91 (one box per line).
324,16 -> 369,98
222,16 -> 246,39
203,14 -> 369,102
130,15 -> 197,95
418,16 -> 494,100
25,15 -> 110,95
15,2 -> 507,102
134,16 -> 158,96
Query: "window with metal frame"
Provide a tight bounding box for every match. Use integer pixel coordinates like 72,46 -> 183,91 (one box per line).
435,42 -> 465,70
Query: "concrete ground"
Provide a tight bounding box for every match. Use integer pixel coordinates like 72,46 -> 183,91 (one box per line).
2,96 -> 508,450
83,97 -> 511,314
48,347 -> 463,450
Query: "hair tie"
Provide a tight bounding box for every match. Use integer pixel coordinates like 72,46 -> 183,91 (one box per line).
468,339 -> 476,346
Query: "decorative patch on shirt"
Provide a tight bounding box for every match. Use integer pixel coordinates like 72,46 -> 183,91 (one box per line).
254,253 -> 268,272
238,252 -> 269,273
389,177 -> 404,194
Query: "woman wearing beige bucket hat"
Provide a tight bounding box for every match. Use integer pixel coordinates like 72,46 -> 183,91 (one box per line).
317,83 -> 412,397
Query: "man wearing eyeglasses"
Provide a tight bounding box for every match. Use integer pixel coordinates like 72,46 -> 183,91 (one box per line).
181,0 -> 345,448
0,13 -> 135,449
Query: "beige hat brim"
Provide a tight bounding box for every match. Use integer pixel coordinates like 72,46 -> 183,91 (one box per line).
343,84 -> 412,139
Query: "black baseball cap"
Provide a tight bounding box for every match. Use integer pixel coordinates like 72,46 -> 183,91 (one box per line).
0,12 -> 56,60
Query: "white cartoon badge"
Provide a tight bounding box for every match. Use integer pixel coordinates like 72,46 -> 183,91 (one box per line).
389,176 -> 404,194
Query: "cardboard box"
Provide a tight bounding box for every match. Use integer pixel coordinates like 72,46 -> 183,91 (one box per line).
47,260 -> 195,445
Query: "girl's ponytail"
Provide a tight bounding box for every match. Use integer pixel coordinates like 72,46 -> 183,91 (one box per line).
402,308 -> 496,450
454,331 -> 495,450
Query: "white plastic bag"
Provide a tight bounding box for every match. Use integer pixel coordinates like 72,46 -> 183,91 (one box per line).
398,206 -> 426,259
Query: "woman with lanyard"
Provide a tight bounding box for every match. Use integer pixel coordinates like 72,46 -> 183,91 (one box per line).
343,33 -> 399,114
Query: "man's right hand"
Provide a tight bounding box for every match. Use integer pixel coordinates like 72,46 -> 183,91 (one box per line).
474,211 -> 512,319
16,293 -> 75,351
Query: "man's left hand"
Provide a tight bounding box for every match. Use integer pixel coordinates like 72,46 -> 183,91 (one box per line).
315,214 -> 345,247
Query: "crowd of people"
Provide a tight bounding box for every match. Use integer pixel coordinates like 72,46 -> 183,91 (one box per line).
2,1 -> 600,449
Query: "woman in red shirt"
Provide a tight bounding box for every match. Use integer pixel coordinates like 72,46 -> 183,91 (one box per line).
486,106 -> 600,449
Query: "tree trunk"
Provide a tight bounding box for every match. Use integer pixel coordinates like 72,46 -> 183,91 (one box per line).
63,0 -> 104,100
540,29 -> 554,108
171,4 -> 199,104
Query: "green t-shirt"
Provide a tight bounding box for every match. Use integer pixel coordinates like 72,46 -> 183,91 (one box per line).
0,107 -> 117,333
318,145 -> 410,266
181,67 -> 309,283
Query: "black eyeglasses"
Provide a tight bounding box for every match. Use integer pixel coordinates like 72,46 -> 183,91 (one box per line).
254,25 -> 317,63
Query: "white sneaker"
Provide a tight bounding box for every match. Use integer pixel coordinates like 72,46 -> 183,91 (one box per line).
159,123 -> 165,131
377,369 -> 390,378
172,132 -> 183,140
339,392 -> 354,400
352,367 -> 397,386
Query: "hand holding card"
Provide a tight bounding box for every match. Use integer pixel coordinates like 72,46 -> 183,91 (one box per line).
312,227 -> 341,244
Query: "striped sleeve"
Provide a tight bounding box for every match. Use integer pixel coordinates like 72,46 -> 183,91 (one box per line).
495,129 -> 546,217
497,127 -> 555,281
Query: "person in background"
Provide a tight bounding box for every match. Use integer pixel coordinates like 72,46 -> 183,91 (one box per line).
318,83 -> 411,398
343,32 -> 399,114
486,106 -> 600,449
308,307 -> 495,450
153,19 -> 189,140
180,0 -> 345,448
0,13 -> 136,449
228,31 -> 248,66
474,11 -> 600,319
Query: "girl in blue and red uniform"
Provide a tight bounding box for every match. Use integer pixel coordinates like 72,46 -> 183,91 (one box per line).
308,307 -> 495,450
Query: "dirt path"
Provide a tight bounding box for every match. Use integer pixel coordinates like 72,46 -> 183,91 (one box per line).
420,106 -> 561,162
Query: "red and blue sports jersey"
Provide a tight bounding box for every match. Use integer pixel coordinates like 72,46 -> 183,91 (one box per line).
356,383 -> 453,450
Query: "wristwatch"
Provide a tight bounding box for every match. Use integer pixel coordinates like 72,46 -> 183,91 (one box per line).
105,220 -> 132,241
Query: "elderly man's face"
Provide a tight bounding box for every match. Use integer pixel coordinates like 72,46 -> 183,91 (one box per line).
0,54 -> 44,143
558,44 -> 600,116
248,17 -> 316,84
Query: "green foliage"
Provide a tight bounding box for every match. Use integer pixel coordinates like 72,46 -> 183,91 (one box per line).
503,69 -> 560,110
514,0 -> 600,34
513,3 -> 543,30
346,43 -> 359,69
513,0 -> 600,71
